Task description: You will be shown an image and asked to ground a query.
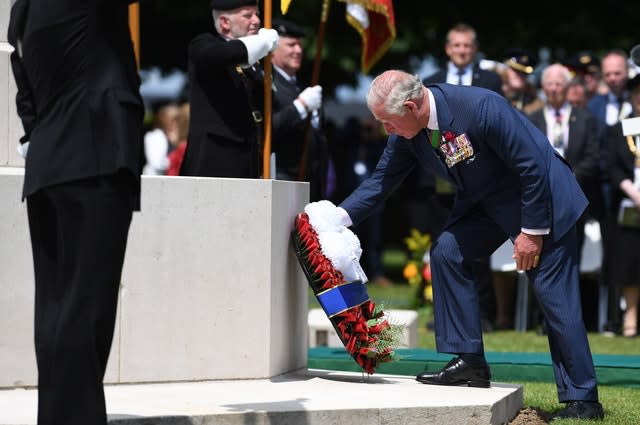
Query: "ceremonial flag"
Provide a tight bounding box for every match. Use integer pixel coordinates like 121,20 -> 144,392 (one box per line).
281,0 -> 293,14
337,0 -> 396,74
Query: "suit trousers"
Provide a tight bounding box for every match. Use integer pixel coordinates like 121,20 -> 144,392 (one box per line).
26,173 -> 134,425
430,210 -> 599,402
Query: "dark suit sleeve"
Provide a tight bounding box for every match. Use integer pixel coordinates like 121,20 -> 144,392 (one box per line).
482,95 -> 553,229
9,52 -> 36,144
608,123 -> 631,190
189,34 -> 249,72
7,0 -> 36,144
272,103 -> 304,140
570,111 -> 600,181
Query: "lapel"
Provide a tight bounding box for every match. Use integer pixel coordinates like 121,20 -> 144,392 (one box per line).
430,86 -> 455,133
428,86 -> 464,187
417,130 -> 450,179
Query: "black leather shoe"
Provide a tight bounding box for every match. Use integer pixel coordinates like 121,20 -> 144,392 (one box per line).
416,357 -> 491,388
550,401 -> 604,421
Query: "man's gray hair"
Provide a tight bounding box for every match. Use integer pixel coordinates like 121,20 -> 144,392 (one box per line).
367,71 -> 423,115
212,10 -> 225,34
541,63 -> 572,86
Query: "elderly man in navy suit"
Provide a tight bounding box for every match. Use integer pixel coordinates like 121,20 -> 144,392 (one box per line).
335,70 -> 603,421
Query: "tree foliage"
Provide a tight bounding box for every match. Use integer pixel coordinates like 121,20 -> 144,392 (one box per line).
139,0 -> 640,97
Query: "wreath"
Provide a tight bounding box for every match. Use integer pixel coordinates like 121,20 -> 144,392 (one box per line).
292,201 -> 403,374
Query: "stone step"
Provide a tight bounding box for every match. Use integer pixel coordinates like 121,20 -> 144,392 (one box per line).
0,369 -> 522,425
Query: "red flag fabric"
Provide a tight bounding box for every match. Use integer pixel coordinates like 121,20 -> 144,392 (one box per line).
338,0 -> 396,74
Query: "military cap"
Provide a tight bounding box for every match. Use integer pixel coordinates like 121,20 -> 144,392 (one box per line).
504,48 -> 536,75
210,0 -> 258,11
272,18 -> 306,38
565,51 -> 600,75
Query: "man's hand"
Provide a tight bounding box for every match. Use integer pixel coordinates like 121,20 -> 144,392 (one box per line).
239,28 -> 279,65
297,85 -> 322,112
513,232 -> 543,271
16,141 -> 29,159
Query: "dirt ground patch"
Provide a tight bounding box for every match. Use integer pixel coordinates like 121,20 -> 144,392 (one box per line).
509,407 -> 551,424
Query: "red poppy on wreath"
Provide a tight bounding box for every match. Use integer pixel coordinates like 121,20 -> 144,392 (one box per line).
292,203 -> 404,375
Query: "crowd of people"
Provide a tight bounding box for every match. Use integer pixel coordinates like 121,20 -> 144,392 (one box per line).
135,9 -> 640,341
8,0 -> 640,422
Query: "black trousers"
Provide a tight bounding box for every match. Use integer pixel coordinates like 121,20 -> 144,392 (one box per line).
27,173 -> 134,425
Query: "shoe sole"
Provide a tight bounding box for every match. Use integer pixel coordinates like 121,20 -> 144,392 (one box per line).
415,377 -> 490,388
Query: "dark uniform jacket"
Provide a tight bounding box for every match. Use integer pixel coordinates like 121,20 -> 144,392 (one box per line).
271,69 -> 329,200
180,31 -> 264,178
8,0 -> 144,208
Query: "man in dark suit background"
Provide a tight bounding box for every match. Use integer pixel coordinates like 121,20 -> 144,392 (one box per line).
422,22 -> 503,92
528,63 -> 602,333
335,70 -> 603,421
528,63 -> 600,268
586,49 -> 630,334
179,0 -> 278,178
270,18 -> 329,201
8,1 -> 144,424
416,22 -> 503,332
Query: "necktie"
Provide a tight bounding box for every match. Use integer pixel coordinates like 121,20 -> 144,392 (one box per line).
552,109 -> 563,149
457,68 -> 465,86
429,129 -> 441,148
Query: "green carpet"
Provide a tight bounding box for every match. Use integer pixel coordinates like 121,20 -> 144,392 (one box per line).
308,347 -> 640,388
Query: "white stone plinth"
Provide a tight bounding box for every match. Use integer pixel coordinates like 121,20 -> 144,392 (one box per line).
308,308 -> 418,348
0,172 -> 310,387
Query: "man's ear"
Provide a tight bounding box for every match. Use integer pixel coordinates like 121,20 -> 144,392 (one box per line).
404,99 -> 417,113
219,15 -> 230,32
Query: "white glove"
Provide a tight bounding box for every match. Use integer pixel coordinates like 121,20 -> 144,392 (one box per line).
304,200 -> 343,232
261,27 -> 280,53
16,141 -> 29,159
297,85 -> 322,112
238,28 -> 279,66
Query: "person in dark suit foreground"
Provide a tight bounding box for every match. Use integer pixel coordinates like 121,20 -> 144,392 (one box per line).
333,70 -> 603,421
8,1 -> 144,424
180,0 -> 278,178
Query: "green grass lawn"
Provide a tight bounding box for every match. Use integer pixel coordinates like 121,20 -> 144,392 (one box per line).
308,279 -> 640,424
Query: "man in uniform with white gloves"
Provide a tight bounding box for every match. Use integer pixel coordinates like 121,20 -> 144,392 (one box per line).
180,0 -> 279,178
271,19 -> 333,201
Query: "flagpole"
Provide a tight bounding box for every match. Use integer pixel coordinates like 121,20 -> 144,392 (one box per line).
128,2 -> 140,69
297,0 -> 330,181
262,0 -> 273,179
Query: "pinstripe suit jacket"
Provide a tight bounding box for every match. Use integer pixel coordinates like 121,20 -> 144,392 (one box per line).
340,83 -> 587,243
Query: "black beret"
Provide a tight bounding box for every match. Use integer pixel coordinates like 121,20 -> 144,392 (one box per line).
504,48 -> 536,75
565,51 -> 600,75
210,0 -> 258,11
272,18 -> 305,38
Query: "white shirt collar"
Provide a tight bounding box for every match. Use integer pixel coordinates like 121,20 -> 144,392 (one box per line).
272,64 -> 296,83
427,89 -> 438,130
446,62 -> 472,85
